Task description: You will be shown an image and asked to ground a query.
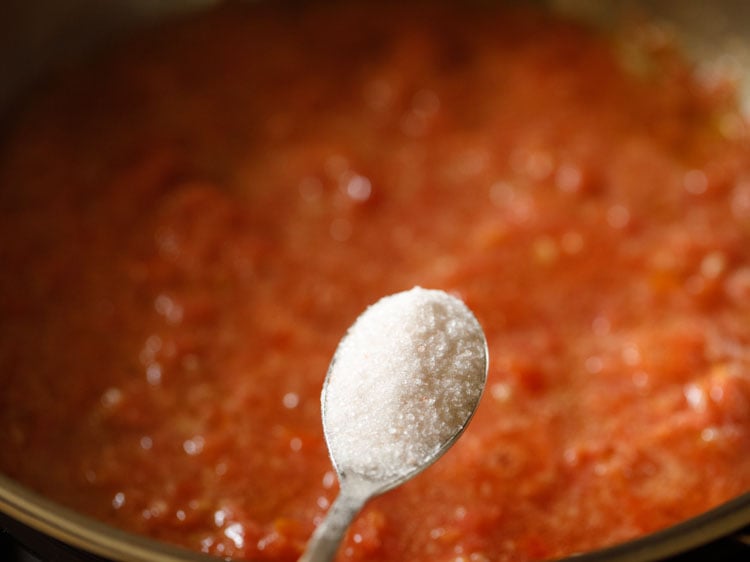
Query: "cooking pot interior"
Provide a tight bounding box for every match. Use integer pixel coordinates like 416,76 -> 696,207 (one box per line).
1,1 -> 750,561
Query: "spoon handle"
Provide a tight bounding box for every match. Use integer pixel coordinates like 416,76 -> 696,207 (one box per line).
299,488 -> 369,562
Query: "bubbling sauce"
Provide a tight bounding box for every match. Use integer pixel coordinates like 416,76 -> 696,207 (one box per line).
1,1 -> 750,561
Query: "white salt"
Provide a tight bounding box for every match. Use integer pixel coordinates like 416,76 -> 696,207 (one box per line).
323,286 -> 487,482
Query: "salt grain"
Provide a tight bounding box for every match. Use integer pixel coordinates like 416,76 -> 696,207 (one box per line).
323,287 -> 487,481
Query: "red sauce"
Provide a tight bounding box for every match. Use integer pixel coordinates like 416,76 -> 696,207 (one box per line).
2,2 -> 750,560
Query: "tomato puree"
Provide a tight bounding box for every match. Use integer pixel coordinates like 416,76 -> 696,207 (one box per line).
2,2 -> 750,561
